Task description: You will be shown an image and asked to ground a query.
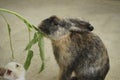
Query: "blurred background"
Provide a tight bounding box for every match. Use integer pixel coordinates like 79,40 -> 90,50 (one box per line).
0,0 -> 120,80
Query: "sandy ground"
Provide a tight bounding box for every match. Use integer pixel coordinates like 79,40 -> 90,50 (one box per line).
0,0 -> 120,80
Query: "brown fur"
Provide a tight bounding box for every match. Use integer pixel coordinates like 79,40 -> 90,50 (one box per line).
52,34 -> 72,79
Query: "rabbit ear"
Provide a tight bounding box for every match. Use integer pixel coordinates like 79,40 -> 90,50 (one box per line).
68,19 -> 94,33
69,26 -> 82,32
49,15 -> 60,25
87,25 -> 94,31
69,25 -> 94,33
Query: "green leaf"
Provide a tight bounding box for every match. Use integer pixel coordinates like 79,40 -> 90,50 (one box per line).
39,62 -> 45,73
38,33 -> 44,60
0,13 -> 14,59
32,25 -> 39,32
24,20 -> 33,30
24,50 -> 33,70
25,32 -> 38,51
38,33 -> 45,73
7,23 -> 11,35
7,23 -> 14,59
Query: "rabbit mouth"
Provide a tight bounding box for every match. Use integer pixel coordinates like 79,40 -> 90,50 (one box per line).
39,26 -> 50,35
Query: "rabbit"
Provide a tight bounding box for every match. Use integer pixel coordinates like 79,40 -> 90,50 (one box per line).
38,15 -> 110,80
0,62 -> 25,80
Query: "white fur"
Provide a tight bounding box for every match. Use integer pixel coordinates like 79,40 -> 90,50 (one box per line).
49,26 -> 70,40
3,62 -> 25,80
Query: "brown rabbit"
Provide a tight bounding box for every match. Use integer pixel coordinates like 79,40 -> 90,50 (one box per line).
38,16 -> 110,80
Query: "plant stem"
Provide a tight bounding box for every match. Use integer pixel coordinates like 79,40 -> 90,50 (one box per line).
0,8 -> 44,34
28,28 -> 31,42
0,8 -> 26,22
0,8 -> 33,41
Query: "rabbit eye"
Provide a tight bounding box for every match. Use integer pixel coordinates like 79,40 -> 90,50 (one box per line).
16,64 -> 19,68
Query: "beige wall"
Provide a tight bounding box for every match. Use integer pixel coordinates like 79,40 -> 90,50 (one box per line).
0,0 -> 120,80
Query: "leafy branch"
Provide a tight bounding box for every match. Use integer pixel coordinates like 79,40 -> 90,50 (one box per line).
0,8 -> 45,72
